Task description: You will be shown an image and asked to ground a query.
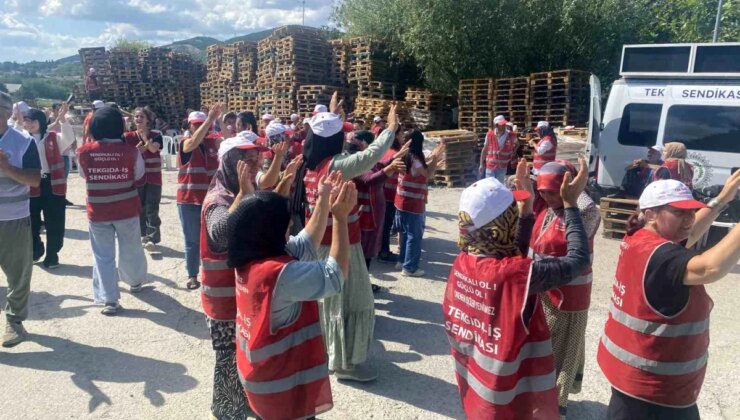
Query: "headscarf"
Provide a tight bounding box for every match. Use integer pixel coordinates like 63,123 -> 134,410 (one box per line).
458,202 -> 520,258
663,142 -> 691,181
227,192 -> 291,268
89,106 -> 124,141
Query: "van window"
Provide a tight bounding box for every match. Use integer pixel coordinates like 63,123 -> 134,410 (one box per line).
664,105 -> 740,153
618,103 -> 662,147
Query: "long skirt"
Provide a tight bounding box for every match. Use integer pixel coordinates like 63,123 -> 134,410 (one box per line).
207,319 -> 251,420
542,297 -> 588,413
317,243 -> 375,370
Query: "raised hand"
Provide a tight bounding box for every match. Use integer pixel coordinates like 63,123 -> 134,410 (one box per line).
284,154 -> 303,178
386,103 -> 398,131
208,103 -> 223,121
237,159 -> 254,196
514,158 -> 533,197
330,91 -> 344,115
393,140 -> 411,160
273,140 -> 290,157
716,170 -> 740,205
560,157 -> 588,208
58,102 -> 69,124
331,181 -> 358,219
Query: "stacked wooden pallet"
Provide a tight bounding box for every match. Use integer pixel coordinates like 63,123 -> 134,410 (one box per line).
329,39 -> 349,87
235,41 -> 258,84
109,48 -> 140,82
405,88 -> 453,130
599,197 -> 639,240
425,130 -> 479,187
353,98 -> 410,127
528,70 -> 590,127
493,77 -> 529,127
79,47 -> 112,100
346,37 -> 398,84
297,85 -> 343,115
457,78 -> 493,149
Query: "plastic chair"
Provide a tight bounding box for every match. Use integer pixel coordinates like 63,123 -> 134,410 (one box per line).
161,136 -> 176,170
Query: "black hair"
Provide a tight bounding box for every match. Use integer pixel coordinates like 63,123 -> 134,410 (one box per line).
354,130 -> 374,145
227,192 -> 291,268
26,108 -> 49,140
90,107 -> 125,141
224,112 -> 237,121
404,130 -> 427,170
237,111 -> 258,132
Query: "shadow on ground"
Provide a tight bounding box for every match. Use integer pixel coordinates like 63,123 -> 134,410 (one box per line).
0,334 -> 198,413
567,400 -> 608,419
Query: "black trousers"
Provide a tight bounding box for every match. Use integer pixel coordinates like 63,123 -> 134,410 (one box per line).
138,183 -> 162,243
608,388 -> 700,420
30,177 -> 66,262
380,200 -> 396,255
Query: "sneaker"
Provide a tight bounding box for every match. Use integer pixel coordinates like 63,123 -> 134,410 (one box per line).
43,258 -> 60,269
143,241 -> 157,252
394,262 -> 402,270
334,364 -> 377,382
2,321 -> 27,347
101,302 -> 119,316
130,283 -> 144,293
64,199 -> 74,206
378,252 -> 398,263
371,284 -> 382,293
402,269 -> 425,277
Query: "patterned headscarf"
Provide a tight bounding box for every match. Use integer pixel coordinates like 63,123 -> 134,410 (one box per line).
458,201 -> 520,258
663,142 -> 691,181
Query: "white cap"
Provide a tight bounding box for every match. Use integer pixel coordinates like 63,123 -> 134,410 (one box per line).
265,120 -> 287,138
313,104 -> 328,114
91,100 -> 105,110
188,111 -> 207,124
290,113 -> 299,122
302,117 -> 310,125
218,131 -> 265,159
493,115 -> 508,126
261,113 -> 274,121
309,112 -> 343,137
650,145 -> 664,154
373,116 -> 383,123
639,179 -> 707,210
13,101 -> 30,115
459,178 -> 531,231
536,121 -> 549,129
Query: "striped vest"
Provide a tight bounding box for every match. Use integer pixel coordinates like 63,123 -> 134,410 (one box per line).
0,128 -> 33,220
485,130 -> 517,171
124,131 -> 162,186
77,141 -> 141,222
533,135 -> 557,170
31,132 -> 67,197
597,228 -> 713,408
235,256 -> 333,419
444,253 -> 558,419
381,148 -> 398,202
395,164 -> 427,214
199,191 -> 237,321
356,181 -> 375,231
654,159 -> 694,190
304,157 -> 361,245
177,136 -> 219,205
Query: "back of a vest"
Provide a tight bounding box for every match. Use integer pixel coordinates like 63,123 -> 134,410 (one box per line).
0,129 -> 33,220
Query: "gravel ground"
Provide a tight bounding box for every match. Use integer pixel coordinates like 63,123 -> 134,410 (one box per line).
0,170 -> 738,420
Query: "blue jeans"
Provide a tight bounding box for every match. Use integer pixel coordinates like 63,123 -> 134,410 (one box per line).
89,216 -> 147,304
178,203 -> 201,278
63,156 -> 73,178
395,209 -> 424,272
485,168 -> 506,183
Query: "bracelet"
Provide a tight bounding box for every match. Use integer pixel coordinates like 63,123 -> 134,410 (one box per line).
708,198 -> 729,213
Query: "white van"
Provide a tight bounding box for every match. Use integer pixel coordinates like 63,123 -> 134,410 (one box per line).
587,43 -> 740,194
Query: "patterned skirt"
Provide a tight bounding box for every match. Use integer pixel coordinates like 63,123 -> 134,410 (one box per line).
207,318 -> 252,420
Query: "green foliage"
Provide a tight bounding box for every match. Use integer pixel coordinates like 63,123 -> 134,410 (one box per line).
334,0 -> 737,93
12,78 -> 76,102
53,61 -> 82,77
113,37 -> 152,51
0,82 -> 7,93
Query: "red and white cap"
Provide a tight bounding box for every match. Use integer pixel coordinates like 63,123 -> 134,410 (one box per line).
493,115 -> 508,126
188,111 -> 207,124
265,120 -> 287,138
218,130 -> 267,159
639,179 -> 708,210
309,112 -> 344,137
459,177 -> 530,231
261,113 -> 274,121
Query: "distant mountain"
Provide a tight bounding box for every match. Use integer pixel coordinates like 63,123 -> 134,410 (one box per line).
224,28 -> 275,43
164,36 -> 222,50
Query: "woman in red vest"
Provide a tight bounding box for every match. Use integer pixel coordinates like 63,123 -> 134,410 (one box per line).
227,178 -> 355,420
653,141 -> 694,189
531,121 -> 557,173
22,105 -> 75,268
530,160 -> 601,417
444,158 -> 591,420
378,126 -> 406,263
177,105 -> 223,290
394,130 -> 444,277
124,107 -> 163,253
597,174 -> 740,420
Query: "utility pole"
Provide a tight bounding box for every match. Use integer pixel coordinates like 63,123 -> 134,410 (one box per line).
302,0 -> 306,26
713,0 -> 723,42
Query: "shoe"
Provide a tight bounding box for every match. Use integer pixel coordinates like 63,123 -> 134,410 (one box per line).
43,260 -> 60,269
334,364 -> 377,382
371,284 -> 382,293
402,269 -> 425,277
394,262 -> 402,270
101,302 -> 119,316
130,283 -> 144,293
378,252 -> 398,263
2,321 -> 27,347
143,241 -> 156,252
64,199 -> 74,206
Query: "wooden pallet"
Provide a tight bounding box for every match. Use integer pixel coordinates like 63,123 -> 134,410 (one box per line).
599,197 -> 639,240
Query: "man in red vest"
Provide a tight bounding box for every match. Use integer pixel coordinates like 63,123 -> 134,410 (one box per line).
479,115 -> 518,182
77,106 -> 148,316
531,121 -> 557,173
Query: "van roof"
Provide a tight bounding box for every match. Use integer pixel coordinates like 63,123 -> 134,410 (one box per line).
621,43 -> 740,79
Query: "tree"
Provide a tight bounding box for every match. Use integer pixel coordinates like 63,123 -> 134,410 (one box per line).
113,37 -> 152,51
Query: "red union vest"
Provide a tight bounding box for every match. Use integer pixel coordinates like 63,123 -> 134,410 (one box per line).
124,131 -> 162,186
77,141 -> 141,222
533,135 -> 557,171
381,149 -> 398,202
304,157 -> 361,245
395,161 -> 427,214
235,256 -> 333,420
654,160 -> 694,190
444,253 -> 558,420
30,132 -> 67,198
485,130 -> 518,171
597,228 -> 713,408
356,180 -> 375,231
177,135 -> 219,205
199,193 -> 237,321
529,210 -> 594,311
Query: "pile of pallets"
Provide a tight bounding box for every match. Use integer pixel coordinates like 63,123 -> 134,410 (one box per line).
346,37 -> 398,84
493,77 -> 529,128
79,47 -> 112,99
405,88 -> 453,130
457,78 -> 493,149
202,41 -> 261,113
329,39 -> 350,87
297,85 -> 343,115
528,70 -> 590,127
424,130 -> 478,187
108,48 -> 140,82
599,197 -> 639,240
353,98 -> 410,127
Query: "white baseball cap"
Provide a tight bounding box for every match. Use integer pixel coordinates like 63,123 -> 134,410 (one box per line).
261,113 -> 274,121
218,130 -> 266,159
639,179 -> 707,210
459,178 -> 530,231
92,100 -> 105,110
309,112 -> 343,137
290,113 -> 299,122
536,121 -> 549,129
265,120 -> 287,138
188,111 -> 207,124
650,145 -> 664,154
313,104 -> 328,114
493,115 -> 508,126
373,116 -> 383,123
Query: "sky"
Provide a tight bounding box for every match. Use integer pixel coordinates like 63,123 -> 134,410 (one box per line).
0,0 -> 336,63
